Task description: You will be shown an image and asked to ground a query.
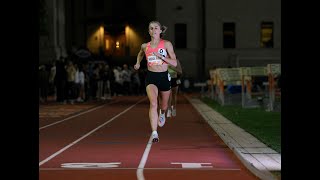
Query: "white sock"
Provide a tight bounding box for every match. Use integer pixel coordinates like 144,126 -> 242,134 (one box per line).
152,130 -> 157,135
160,109 -> 165,115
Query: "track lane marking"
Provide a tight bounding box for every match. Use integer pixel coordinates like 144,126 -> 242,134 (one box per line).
39,104 -> 106,130
39,98 -> 146,166
40,167 -> 240,171
39,100 -> 122,130
136,135 -> 154,180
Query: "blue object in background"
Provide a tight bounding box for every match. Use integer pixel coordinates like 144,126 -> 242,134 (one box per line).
227,85 -> 242,94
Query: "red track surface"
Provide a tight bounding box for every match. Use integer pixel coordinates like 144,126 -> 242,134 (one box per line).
39,95 -> 259,180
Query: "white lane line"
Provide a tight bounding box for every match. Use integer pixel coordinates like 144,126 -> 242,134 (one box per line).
40,167 -> 240,171
39,98 -> 146,167
39,104 -> 106,130
136,135 -> 153,180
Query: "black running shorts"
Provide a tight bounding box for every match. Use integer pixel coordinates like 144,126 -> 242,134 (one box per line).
145,70 -> 171,91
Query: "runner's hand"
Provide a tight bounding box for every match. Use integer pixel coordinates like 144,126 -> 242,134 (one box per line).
134,63 -> 140,70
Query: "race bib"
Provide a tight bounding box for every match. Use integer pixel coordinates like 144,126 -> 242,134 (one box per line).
147,55 -> 162,66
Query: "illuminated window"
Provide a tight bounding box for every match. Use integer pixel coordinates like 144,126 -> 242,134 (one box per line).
223,22 -> 235,48
116,41 -> 120,48
106,39 -> 109,50
261,22 -> 274,48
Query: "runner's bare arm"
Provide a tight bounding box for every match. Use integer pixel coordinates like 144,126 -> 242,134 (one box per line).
163,41 -> 177,67
134,43 -> 146,70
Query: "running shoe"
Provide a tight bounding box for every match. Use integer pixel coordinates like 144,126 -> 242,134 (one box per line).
158,112 -> 166,127
167,109 -> 171,118
152,131 -> 159,143
172,108 -> 176,117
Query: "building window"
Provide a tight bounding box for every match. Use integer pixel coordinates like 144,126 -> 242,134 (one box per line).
261,22 -> 274,48
175,23 -> 187,49
223,22 -> 235,48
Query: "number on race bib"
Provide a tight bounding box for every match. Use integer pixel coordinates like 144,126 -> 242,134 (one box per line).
158,48 -> 167,58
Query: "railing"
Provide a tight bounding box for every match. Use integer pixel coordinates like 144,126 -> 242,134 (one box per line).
207,64 -> 281,111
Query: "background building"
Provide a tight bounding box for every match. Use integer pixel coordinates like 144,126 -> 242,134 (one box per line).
156,0 -> 281,79
39,0 -> 281,80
